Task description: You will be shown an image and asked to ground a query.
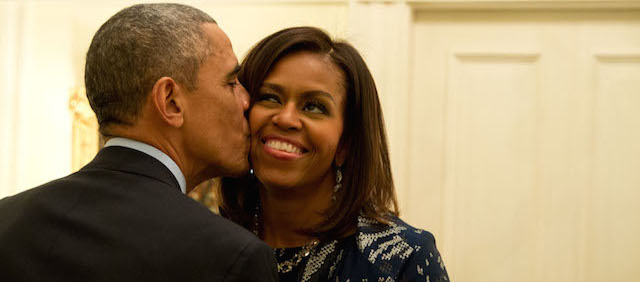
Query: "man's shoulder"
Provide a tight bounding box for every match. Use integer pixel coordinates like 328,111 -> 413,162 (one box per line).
0,158 -> 274,279
0,168 -> 258,246
0,172 -> 83,212
145,194 -> 275,280
169,197 -> 262,245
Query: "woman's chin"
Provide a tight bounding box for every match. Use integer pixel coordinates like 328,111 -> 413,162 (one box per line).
256,175 -> 302,192
260,181 -> 298,191
254,170 -> 299,188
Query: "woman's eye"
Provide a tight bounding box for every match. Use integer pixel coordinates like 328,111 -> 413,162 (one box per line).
257,93 -> 280,104
303,102 -> 327,114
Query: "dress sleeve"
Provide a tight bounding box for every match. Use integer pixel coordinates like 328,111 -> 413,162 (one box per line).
398,231 -> 450,282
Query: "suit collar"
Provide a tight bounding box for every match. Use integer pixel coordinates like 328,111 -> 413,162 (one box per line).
104,138 -> 186,194
83,146 -> 181,191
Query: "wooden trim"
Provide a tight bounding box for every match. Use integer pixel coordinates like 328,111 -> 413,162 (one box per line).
172,0 -> 350,5
0,1 -> 24,196
32,0 -> 351,5
405,0 -> 640,10
68,88 -> 101,172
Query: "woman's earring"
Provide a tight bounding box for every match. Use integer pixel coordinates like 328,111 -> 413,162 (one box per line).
332,166 -> 342,201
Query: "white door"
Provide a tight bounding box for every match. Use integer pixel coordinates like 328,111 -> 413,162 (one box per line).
407,10 -> 640,282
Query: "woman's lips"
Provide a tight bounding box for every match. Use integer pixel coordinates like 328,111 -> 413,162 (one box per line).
261,138 -> 306,160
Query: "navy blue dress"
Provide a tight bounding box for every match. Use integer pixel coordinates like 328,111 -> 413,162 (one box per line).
273,216 -> 449,282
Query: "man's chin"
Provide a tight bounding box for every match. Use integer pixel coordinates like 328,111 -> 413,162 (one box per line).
201,158 -> 250,179
223,162 -> 251,178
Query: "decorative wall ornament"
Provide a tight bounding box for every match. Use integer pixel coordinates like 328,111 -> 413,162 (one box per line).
68,87 -> 218,210
188,178 -> 220,214
68,87 -> 101,172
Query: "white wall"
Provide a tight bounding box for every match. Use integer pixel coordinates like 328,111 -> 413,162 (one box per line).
1,1 -> 76,195
3,1 -> 640,281
0,0 -> 355,196
0,1 -> 21,196
0,0 -> 416,198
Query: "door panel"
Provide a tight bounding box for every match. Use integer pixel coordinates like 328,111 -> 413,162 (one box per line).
589,56 -> 640,282
408,10 -> 640,282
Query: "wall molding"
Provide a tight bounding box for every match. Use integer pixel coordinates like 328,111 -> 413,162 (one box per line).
0,1 -> 24,197
407,0 -> 640,10
595,53 -> 640,63
455,52 -> 541,62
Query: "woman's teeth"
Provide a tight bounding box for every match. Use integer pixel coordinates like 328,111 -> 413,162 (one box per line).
265,140 -> 303,154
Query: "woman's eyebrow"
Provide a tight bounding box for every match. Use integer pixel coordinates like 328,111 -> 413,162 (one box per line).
261,82 -> 284,93
261,82 -> 336,103
300,91 -> 335,103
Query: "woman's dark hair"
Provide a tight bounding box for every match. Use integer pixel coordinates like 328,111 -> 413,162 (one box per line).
218,26 -> 398,240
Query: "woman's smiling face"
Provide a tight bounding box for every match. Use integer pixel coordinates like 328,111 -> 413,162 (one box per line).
249,51 -> 346,190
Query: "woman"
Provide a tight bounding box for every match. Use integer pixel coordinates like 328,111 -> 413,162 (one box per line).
219,27 -> 449,281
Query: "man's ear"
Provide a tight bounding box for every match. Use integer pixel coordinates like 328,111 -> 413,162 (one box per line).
151,77 -> 184,128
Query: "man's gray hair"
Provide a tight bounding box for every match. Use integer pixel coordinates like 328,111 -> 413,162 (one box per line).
85,3 -> 216,134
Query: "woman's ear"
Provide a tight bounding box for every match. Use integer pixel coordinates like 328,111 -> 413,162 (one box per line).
335,143 -> 348,167
151,77 -> 184,128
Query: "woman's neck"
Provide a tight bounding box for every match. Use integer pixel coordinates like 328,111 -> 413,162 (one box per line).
259,177 -> 334,248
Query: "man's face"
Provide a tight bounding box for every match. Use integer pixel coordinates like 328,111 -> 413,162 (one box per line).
181,23 -> 250,178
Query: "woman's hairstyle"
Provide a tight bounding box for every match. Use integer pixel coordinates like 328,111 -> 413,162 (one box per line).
218,26 -> 398,240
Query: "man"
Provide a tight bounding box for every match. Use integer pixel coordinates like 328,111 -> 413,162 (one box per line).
0,4 -> 277,281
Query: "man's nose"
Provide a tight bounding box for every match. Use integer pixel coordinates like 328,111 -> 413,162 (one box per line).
236,83 -> 250,111
272,104 -> 302,130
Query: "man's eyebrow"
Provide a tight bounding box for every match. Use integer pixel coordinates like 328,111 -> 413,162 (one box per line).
225,64 -> 241,80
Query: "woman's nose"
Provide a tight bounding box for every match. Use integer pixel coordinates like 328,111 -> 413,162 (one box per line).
272,104 -> 302,130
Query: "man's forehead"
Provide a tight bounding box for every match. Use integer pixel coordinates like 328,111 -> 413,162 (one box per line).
202,23 -> 238,74
211,48 -> 238,73
204,23 -> 233,55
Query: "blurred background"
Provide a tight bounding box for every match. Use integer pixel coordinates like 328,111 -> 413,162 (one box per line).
1,0 -> 639,281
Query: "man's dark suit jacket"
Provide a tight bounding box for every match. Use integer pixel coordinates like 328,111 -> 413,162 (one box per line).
0,146 -> 277,281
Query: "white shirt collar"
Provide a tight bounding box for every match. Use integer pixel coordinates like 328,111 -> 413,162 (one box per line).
104,137 -> 187,194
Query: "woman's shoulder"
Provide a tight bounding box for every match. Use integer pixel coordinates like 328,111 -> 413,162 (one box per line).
391,215 -> 437,244
356,215 -> 437,249
353,215 -> 449,281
